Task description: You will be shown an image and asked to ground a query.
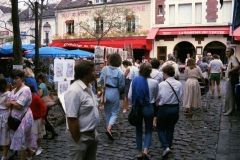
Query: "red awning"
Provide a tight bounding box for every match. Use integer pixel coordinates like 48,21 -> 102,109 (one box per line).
235,36 -> 240,40
50,36 -> 148,49
157,27 -> 230,35
146,28 -> 159,50
229,26 -> 240,41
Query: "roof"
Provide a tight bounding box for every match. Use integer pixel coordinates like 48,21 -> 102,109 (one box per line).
55,0 -> 150,10
0,5 -> 11,14
19,3 -> 57,21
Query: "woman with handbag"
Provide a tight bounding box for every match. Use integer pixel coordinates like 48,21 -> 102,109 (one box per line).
5,69 -> 37,160
36,73 -> 58,140
98,54 -> 125,141
128,63 -> 158,160
0,76 -> 10,160
183,59 -> 205,115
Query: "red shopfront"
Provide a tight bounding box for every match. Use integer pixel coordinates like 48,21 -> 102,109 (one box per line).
50,36 -> 151,61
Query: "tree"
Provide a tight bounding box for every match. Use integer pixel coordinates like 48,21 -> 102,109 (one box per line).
11,0 -> 22,65
78,5 -> 140,46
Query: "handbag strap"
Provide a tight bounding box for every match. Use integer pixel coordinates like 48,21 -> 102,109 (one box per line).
103,67 -> 107,88
20,108 -> 28,120
166,81 -> 180,103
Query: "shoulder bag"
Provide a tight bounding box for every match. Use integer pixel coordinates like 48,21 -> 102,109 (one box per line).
41,88 -> 55,108
8,108 -> 28,131
99,67 -> 107,104
166,81 -> 180,103
128,101 -> 141,126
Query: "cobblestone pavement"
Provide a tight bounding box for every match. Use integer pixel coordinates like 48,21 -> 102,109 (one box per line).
1,80 -> 240,160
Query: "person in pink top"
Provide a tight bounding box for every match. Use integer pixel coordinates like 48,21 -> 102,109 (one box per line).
0,76 -> 10,160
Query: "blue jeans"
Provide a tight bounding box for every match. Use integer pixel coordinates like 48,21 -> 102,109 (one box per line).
156,104 -> 179,150
136,104 -> 154,151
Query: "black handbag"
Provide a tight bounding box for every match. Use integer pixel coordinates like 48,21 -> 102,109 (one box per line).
8,108 -> 28,131
128,102 -> 141,126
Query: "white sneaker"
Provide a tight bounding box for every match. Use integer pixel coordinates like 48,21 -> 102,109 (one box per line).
36,148 -> 43,156
162,147 -> 171,157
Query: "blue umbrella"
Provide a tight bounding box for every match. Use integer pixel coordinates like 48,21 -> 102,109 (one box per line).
0,44 -> 35,55
65,49 -> 94,58
25,47 -> 68,58
25,47 -> 94,58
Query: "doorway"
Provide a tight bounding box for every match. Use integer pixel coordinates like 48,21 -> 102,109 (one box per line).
173,41 -> 195,63
203,41 -> 227,64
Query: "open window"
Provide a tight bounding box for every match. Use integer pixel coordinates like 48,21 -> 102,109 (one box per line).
65,20 -> 74,35
95,17 -> 103,34
126,15 -> 136,33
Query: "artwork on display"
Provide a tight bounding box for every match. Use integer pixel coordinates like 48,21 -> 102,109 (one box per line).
105,47 -> 113,61
124,44 -> 133,59
54,59 -> 75,82
94,46 -> 104,63
118,48 -> 123,55
58,81 -> 70,95
65,60 -> 74,79
112,48 -> 118,54
122,51 -> 128,60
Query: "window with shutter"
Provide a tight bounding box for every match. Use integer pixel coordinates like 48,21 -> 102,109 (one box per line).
222,1 -> 232,23
195,3 -> 202,24
178,4 -> 192,24
126,15 -> 137,33
169,5 -> 175,25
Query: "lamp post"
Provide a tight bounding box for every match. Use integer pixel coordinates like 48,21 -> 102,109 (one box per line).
43,22 -> 51,47
34,1 -> 40,76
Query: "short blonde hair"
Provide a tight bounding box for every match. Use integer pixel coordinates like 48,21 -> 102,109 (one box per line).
24,67 -> 35,78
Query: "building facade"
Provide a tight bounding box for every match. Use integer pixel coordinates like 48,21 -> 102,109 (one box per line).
148,0 -> 240,63
18,3 -> 57,46
51,0 -> 151,61
0,6 -> 13,47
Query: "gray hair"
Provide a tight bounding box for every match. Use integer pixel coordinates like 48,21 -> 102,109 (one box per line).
168,54 -> 175,61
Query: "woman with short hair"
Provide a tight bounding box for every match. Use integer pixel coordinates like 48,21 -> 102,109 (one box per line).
183,59 -> 205,115
98,54 -> 125,141
6,69 -> 37,160
128,63 -> 158,160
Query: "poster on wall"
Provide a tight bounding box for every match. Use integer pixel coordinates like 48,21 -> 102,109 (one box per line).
124,44 -> 133,59
94,46 -> 104,63
58,81 -> 70,95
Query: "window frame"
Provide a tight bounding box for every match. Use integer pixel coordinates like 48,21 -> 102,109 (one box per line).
126,15 -> 136,33
95,18 -> 103,34
95,0 -> 104,4
65,20 -> 74,35
158,5 -> 163,15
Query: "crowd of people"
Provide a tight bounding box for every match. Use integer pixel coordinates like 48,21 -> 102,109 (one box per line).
0,68 -> 58,160
1,47 -> 239,160
64,47 -> 240,160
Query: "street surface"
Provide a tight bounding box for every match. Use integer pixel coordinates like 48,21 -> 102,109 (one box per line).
1,80 -> 240,160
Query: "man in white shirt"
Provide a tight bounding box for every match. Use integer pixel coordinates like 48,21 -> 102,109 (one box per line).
64,60 -> 100,160
150,59 -> 164,84
208,54 -> 223,99
156,65 -> 183,158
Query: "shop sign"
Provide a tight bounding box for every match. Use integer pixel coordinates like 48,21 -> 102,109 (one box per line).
0,31 -> 9,36
63,43 -> 96,49
158,30 -> 229,35
13,65 -> 23,70
20,31 -> 27,39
